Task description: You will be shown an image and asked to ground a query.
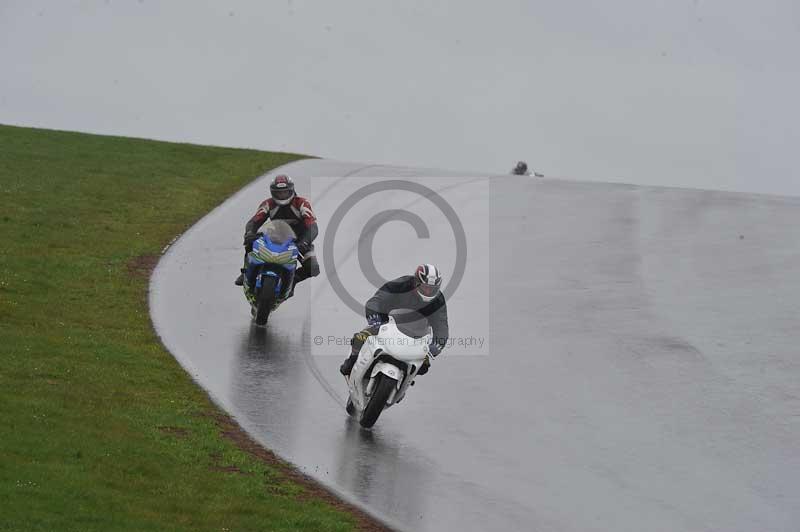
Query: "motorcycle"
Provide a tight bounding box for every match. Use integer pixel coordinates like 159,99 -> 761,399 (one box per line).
242,220 -> 299,326
345,311 -> 433,428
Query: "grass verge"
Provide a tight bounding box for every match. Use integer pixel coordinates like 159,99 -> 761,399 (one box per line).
0,124 -> 384,531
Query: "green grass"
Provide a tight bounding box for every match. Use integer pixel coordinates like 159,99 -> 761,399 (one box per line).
0,125 -> 361,531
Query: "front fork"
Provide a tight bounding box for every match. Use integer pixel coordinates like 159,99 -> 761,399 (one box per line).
245,264 -> 294,300
367,362 -> 404,405
260,268 -> 295,300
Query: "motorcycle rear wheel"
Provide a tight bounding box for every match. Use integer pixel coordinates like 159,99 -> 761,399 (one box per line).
360,374 -> 396,428
255,276 -> 277,326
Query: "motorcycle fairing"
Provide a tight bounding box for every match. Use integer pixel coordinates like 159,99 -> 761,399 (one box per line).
243,235 -> 298,304
248,236 -> 298,267
348,318 -> 432,412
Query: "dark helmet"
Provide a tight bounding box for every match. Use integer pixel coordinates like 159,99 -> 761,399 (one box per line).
513,161 -> 528,175
270,174 -> 295,206
414,264 -> 442,302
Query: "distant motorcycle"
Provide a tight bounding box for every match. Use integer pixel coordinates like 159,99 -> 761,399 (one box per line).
345,311 -> 433,428
242,220 -> 299,326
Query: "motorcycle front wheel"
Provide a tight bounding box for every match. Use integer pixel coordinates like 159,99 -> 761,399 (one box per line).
360,374 -> 396,428
255,275 -> 277,326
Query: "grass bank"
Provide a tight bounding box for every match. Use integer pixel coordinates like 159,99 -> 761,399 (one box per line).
0,125 -> 378,531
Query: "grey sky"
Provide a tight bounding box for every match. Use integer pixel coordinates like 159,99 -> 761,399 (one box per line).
1,0 -> 798,195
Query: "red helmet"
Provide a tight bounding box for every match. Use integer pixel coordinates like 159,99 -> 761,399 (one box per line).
270,174 -> 295,206
415,264 -> 442,302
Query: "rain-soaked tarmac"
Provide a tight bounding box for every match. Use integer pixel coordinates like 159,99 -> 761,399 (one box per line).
150,160 -> 800,531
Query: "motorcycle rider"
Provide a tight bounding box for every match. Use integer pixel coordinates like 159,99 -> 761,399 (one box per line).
511,161 -> 530,176
340,264 -> 449,377
234,174 -> 320,291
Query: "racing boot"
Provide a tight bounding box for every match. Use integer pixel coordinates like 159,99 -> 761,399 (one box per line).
234,268 -> 246,286
339,351 -> 358,377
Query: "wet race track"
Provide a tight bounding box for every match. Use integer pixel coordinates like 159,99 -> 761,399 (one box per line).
150,160 -> 800,531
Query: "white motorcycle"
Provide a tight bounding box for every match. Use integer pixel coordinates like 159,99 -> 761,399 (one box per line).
345,312 -> 433,428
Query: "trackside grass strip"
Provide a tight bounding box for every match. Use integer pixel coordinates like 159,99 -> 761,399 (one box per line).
0,125 -> 373,531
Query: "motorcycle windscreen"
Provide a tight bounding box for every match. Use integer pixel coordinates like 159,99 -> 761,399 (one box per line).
262,220 -> 296,245
389,309 -> 430,339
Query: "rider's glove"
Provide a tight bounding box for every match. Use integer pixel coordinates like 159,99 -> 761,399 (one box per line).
428,341 -> 443,358
243,232 -> 259,247
367,313 -> 388,327
296,240 -> 311,255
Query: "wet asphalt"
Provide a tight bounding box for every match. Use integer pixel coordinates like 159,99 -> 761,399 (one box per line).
151,160 -> 800,531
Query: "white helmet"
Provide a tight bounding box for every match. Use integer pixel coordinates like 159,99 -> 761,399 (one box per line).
415,264 -> 442,302
270,174 -> 295,206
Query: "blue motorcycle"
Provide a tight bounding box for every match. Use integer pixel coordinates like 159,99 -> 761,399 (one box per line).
242,220 -> 299,326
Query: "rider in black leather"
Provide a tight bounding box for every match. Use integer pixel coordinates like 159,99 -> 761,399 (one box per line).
340,264 -> 449,377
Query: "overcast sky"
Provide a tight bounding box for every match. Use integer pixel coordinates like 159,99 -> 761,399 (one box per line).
1,1 -> 798,196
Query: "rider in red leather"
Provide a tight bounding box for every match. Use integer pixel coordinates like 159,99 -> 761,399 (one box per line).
234,174 -> 320,288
